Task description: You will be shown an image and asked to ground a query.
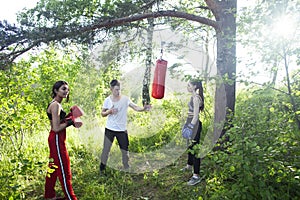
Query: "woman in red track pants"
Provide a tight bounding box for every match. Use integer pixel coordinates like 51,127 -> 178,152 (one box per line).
44,80 -> 77,200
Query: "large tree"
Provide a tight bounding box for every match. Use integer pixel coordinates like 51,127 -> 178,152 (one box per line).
0,0 -> 237,138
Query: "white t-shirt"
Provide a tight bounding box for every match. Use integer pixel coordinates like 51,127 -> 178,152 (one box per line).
103,95 -> 131,131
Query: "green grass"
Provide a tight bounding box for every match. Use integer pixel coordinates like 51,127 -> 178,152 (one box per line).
0,129 -> 206,200
1,123 -> 300,200
71,151 -> 206,200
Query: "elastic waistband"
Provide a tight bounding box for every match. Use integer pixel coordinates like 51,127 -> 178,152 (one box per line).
49,129 -> 66,134
105,128 -> 126,133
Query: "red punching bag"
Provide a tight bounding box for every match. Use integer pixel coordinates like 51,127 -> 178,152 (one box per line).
152,59 -> 168,99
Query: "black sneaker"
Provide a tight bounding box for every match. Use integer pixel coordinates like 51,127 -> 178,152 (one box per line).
99,169 -> 106,176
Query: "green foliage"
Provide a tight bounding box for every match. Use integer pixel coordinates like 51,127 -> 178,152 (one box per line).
0,132 -> 48,199
0,44 -> 122,199
0,61 -> 44,152
71,49 -> 121,117
129,97 -> 183,153
28,45 -> 82,109
16,0 -> 154,48
201,86 -> 300,200
2,82 -> 300,199
1,19 -> 300,200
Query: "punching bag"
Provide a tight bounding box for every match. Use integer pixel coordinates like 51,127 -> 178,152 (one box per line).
152,59 -> 168,99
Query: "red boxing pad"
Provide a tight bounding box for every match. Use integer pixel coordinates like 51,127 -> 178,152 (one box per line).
152,59 -> 168,99
70,105 -> 84,128
73,117 -> 83,128
71,105 -> 84,118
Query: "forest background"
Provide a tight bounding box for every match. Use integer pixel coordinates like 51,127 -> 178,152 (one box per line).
0,0 -> 299,199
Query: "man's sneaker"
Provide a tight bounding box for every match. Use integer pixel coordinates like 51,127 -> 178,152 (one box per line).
187,176 -> 201,186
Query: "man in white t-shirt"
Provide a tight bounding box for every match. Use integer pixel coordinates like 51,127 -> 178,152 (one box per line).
100,79 -> 151,173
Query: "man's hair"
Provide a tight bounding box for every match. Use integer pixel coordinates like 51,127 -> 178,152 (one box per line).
110,79 -> 120,87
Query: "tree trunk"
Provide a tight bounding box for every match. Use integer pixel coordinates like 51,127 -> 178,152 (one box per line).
142,18 -> 154,106
214,0 -> 237,139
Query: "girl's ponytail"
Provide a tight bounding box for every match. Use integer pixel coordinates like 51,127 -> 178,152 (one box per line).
191,80 -> 204,111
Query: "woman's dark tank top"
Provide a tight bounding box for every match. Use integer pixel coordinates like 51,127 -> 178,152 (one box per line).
188,95 -> 202,113
46,102 -> 66,121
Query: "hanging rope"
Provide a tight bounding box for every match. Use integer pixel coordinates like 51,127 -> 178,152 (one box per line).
160,41 -> 165,60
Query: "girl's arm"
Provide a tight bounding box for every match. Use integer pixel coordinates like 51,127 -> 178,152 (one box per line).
191,95 -> 201,125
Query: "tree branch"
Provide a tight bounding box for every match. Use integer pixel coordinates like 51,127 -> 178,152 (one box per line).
90,10 -> 219,30
1,10 -> 218,68
238,80 -> 289,95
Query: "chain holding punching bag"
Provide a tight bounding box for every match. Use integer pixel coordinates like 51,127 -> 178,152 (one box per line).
151,59 -> 168,99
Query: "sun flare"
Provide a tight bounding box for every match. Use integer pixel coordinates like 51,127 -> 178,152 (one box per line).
272,15 -> 297,39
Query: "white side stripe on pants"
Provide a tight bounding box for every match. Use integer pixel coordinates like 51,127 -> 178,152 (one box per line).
56,134 -> 72,200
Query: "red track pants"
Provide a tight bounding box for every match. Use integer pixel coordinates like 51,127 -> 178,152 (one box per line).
44,130 -> 77,200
